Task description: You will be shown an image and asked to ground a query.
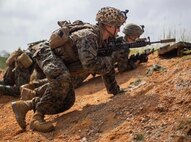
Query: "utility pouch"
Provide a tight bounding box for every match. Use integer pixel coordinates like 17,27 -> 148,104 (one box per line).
6,49 -> 23,66
17,52 -> 33,68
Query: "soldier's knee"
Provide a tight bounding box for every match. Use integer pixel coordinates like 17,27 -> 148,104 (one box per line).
48,72 -> 72,92
58,73 -> 73,92
58,72 -> 71,83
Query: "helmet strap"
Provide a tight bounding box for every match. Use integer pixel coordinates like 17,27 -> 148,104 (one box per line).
103,25 -> 116,39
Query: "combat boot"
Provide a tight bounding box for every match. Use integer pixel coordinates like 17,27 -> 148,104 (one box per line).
20,87 -> 36,100
11,100 -> 33,129
30,111 -> 54,132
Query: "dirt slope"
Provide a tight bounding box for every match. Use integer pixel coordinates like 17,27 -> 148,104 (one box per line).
0,53 -> 191,142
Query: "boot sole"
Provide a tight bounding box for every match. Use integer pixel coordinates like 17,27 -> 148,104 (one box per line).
30,121 -> 55,133
11,102 -> 26,130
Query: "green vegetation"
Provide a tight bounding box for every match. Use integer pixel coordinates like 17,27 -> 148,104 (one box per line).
0,56 -> 7,69
134,133 -> 144,141
130,45 -> 157,55
182,54 -> 191,60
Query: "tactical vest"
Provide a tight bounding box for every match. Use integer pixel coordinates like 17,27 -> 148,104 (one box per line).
49,20 -> 97,64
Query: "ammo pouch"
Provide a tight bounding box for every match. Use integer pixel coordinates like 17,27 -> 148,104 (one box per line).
49,27 -> 70,49
17,52 -> 33,68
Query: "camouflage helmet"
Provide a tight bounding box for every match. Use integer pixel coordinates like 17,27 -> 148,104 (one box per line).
123,23 -> 144,37
96,7 -> 127,26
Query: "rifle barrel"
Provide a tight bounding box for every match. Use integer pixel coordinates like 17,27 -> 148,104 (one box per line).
160,38 -> 176,43
150,38 -> 176,44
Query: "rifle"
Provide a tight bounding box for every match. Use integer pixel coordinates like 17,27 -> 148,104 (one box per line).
97,37 -> 176,56
27,39 -> 47,47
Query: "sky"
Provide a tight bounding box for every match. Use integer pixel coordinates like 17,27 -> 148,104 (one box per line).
0,0 -> 191,53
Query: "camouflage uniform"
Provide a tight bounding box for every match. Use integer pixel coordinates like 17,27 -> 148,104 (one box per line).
113,23 -> 144,73
0,41 -> 46,97
30,26 -> 120,114
20,62 -> 90,100
0,63 -> 15,86
0,49 -> 32,97
11,7 -> 127,132
28,7 -> 127,113
112,38 -> 130,73
0,63 -> 20,96
19,59 -> 90,101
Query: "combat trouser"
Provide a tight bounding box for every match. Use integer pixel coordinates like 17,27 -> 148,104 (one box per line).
0,85 -> 20,97
1,65 -> 15,86
32,44 -> 75,115
72,72 -> 89,88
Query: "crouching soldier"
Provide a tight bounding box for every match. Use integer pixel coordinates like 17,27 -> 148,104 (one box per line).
0,40 -> 46,97
11,7 -> 127,132
0,48 -> 23,96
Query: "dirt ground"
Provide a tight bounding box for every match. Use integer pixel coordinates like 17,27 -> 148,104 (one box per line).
0,53 -> 191,142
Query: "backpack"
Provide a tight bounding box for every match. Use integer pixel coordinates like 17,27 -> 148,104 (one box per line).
49,20 -> 95,49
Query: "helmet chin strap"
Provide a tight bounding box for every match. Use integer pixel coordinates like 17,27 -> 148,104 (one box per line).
103,25 -> 116,38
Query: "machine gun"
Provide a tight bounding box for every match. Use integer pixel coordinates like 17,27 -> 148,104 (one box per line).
97,37 -> 176,56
